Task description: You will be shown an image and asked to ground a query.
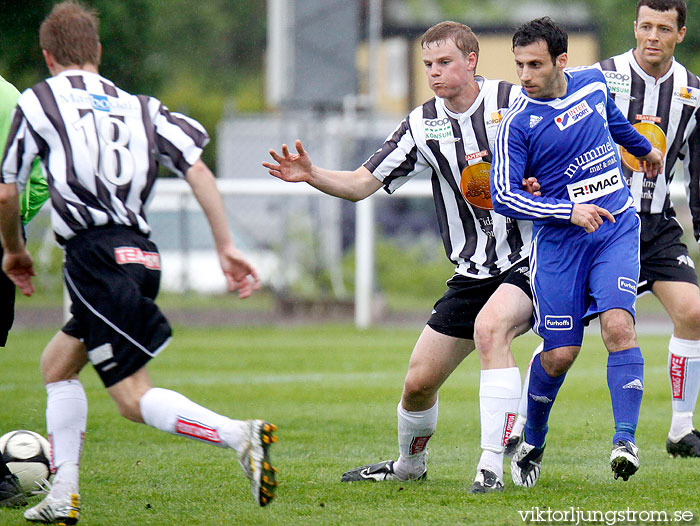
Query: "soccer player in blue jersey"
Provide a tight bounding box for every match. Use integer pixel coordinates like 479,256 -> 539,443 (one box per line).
490,17 -> 663,487
509,0 -> 700,461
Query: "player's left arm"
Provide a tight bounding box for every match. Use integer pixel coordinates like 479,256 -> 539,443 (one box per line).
683,103 -> 700,243
185,159 -> 260,299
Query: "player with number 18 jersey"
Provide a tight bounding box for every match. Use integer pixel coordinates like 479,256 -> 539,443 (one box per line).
2,70 -> 206,246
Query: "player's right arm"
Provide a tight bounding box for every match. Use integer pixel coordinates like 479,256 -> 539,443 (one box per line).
264,140 -> 382,202
490,108 -> 574,223
186,159 -> 260,299
0,104 -> 39,296
0,182 -> 33,296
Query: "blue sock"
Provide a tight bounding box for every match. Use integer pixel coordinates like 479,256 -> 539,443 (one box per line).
607,347 -> 644,445
523,353 -> 566,448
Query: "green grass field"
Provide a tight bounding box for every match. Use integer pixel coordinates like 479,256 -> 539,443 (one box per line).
0,325 -> 698,525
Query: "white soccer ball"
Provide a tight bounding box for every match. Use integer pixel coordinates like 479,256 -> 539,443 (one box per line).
0,430 -> 52,495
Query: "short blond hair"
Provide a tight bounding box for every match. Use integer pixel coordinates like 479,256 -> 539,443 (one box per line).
421,21 -> 479,59
40,1 -> 101,67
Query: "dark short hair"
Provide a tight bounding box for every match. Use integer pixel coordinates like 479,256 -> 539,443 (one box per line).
512,17 -> 568,63
636,0 -> 686,29
421,21 -> 479,60
40,1 -> 100,67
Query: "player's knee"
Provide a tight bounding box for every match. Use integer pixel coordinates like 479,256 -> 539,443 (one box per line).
601,321 -> 636,351
474,312 -> 504,356
541,348 -> 578,376
402,375 -> 437,408
672,301 -> 700,334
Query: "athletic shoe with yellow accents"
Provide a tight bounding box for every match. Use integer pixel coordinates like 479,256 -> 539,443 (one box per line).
238,420 -> 278,507
24,493 -> 80,525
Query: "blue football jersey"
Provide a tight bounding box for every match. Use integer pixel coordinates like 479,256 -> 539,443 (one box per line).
491,67 -> 651,231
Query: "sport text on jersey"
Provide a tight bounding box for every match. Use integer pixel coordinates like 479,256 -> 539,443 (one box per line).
555,101 -> 594,131
567,168 -> 623,203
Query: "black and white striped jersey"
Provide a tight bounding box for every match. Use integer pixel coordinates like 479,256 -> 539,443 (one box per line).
597,50 -> 700,231
363,77 -> 531,278
1,70 -> 208,245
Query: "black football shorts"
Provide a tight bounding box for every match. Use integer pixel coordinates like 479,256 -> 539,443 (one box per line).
62,226 -> 172,387
427,258 -> 531,340
638,211 -> 698,296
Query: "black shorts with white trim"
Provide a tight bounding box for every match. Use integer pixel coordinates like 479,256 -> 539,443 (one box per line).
62,225 -> 172,387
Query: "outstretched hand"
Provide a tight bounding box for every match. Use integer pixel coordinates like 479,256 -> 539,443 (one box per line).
2,251 -> 35,296
219,246 -> 261,299
570,203 -> 615,233
263,140 -> 313,183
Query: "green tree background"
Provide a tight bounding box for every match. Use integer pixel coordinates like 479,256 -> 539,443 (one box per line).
0,0 -> 696,168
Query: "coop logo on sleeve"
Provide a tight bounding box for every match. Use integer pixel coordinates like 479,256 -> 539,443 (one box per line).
555,101 -> 593,131
424,117 -> 457,141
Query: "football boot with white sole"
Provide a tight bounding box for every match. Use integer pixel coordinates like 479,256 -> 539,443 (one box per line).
238,420 -> 278,506
511,441 -> 545,488
470,469 -> 504,493
24,493 -> 80,525
610,440 -> 639,481
341,460 -> 426,482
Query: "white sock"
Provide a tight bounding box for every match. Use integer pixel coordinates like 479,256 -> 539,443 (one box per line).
139,387 -> 247,451
512,343 -> 544,438
46,380 -> 87,485
668,336 -> 700,439
393,401 -> 437,479
478,367 -> 521,479
51,462 -> 79,498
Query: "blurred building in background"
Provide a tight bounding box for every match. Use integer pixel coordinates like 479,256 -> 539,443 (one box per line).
141,0 -> 690,327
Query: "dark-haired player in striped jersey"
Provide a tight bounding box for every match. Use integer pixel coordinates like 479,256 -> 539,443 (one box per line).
0,2 -> 277,522
264,21 -> 533,493
508,0 -> 700,460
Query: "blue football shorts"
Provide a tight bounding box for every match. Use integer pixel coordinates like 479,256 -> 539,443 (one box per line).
531,207 -> 640,351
